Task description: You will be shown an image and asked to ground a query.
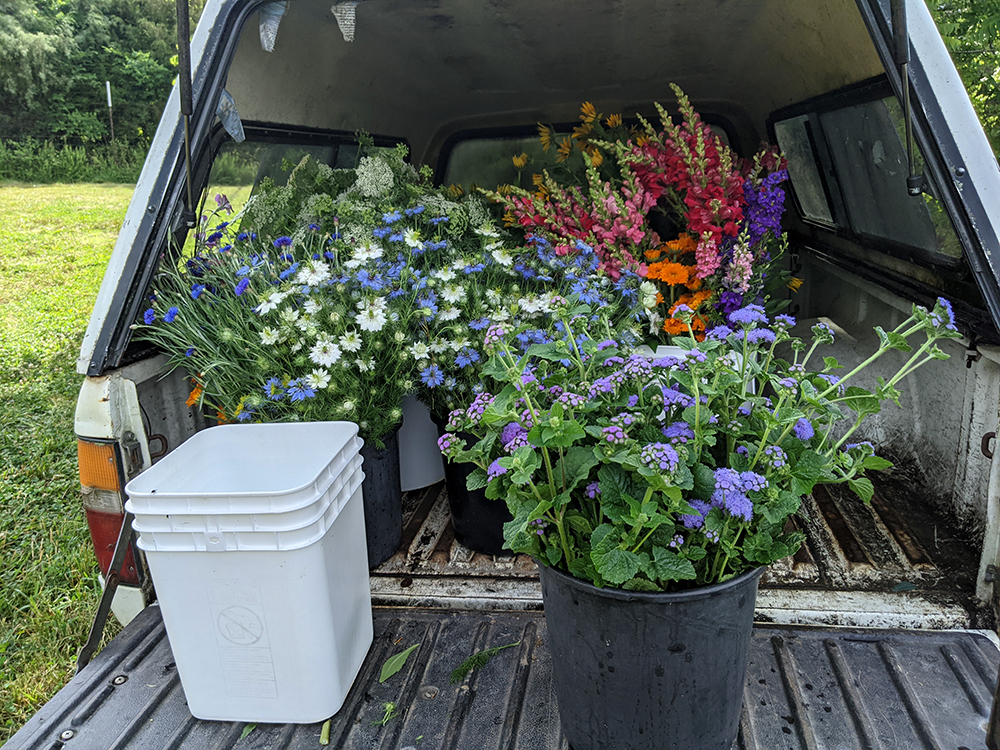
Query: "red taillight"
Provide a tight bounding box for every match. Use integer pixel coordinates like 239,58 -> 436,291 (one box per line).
78,438 -> 141,585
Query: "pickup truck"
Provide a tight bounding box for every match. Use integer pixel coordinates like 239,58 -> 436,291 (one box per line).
8,0 -> 1000,747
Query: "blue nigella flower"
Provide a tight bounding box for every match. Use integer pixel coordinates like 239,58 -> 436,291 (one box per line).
263,377 -> 285,401
429,216 -> 449,225
279,262 -> 300,281
287,379 -> 317,402
382,210 -> 402,224
405,205 -> 425,215
373,226 -> 391,238
420,365 -> 445,388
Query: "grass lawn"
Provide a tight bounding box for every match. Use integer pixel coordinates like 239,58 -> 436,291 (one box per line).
0,183 -> 134,745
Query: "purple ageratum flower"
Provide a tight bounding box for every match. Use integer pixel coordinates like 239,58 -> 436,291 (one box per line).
736,445 -> 749,455
484,324 -> 506,350
652,355 -> 681,369
681,499 -> 711,529
505,433 -> 530,453
234,278 -> 250,296
437,432 -> 459,457
794,418 -> 815,441
705,528 -> 721,543
602,425 -> 628,445
585,481 -> 601,499
588,377 -> 616,399
466,392 -> 495,425
777,377 -> 797,390
559,391 -> 586,408
143,308 -> 155,324
711,468 -> 753,520
844,441 -> 875,452
668,534 -> 684,549
500,422 -> 527,446
627,395 -> 639,408
623,355 -> 653,378
163,306 -> 179,323
763,445 -> 787,469
746,328 -> 777,345
487,460 -> 508,482
611,412 -> 636,428
728,304 -> 767,326
725,492 -> 754,521
774,314 -> 796,329
741,471 -> 768,492
812,322 -> 835,343
818,373 -> 844,395
662,421 -> 694,445
706,325 -> 734,341
597,339 -> 617,351
685,349 -> 708,364
446,409 -> 465,431
639,442 -> 679,473
933,297 -> 957,331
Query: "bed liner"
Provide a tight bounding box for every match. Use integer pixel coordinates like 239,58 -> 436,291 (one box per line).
6,602 -> 998,750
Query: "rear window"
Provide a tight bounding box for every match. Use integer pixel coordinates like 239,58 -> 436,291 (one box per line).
774,94 -> 962,260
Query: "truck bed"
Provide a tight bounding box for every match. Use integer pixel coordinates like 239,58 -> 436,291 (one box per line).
6,600 -> 998,750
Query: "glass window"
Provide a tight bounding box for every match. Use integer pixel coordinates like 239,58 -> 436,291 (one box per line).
774,115 -> 834,223
819,98 -> 962,258
442,135 -> 543,192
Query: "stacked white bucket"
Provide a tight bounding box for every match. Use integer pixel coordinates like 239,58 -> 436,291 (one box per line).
124,422 -> 373,723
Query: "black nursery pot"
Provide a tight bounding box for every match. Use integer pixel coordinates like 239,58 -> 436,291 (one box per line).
538,563 -> 764,750
432,418 -> 513,556
358,428 -> 402,567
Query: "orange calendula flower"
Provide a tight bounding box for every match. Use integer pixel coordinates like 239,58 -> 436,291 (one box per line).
580,101 -> 597,124
538,123 -> 553,152
647,261 -> 694,286
606,113 -> 622,128
556,136 -> 573,163
216,410 -> 228,424
185,383 -> 203,407
512,152 -> 528,168
664,234 -> 698,254
662,318 -> 688,335
656,292 -> 665,305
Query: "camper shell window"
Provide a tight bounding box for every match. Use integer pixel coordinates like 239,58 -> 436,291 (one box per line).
771,80 -> 962,263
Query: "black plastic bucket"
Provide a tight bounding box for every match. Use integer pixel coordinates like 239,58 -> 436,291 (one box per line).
538,562 -> 764,750
431,418 -> 513,556
359,428 -> 402,568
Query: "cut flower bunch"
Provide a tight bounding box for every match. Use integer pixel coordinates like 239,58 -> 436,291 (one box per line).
439,298 -> 961,590
488,86 -> 791,340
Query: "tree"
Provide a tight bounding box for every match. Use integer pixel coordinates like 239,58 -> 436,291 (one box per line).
927,0 -> 1000,152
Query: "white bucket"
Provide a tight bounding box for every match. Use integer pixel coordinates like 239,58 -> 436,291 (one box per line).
397,394 -> 445,491
125,422 -> 373,723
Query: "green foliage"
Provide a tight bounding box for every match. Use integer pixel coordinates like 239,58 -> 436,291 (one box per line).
379,644 -> 418,683
0,138 -> 145,182
0,183 -> 130,744
449,641 -> 520,684
929,0 -> 1000,152
0,0 -> 179,145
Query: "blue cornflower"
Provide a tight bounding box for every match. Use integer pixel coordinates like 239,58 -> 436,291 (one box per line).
207,231 -> 223,243
143,308 -> 155,325
163,306 -> 179,323
455,348 -> 480,369
287,379 -> 317,402
420,365 -> 445,387
324,250 -> 335,260
308,223 -> 321,231
382,210 -> 402,224
273,236 -> 293,248
263,377 -> 285,401
794,418 -> 815,441
219,244 -> 232,253
236,232 -> 250,241
185,347 -> 195,357
190,284 -> 206,299
234,278 -> 250,296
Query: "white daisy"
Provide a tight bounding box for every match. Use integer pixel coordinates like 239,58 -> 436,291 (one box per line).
310,338 -> 342,367
408,342 -> 431,361
441,284 -> 465,304
260,327 -> 281,345
305,369 -> 331,389
339,329 -> 363,352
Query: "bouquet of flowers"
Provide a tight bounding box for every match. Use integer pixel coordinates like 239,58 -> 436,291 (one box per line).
486,87 -> 791,341
438,298 -> 961,590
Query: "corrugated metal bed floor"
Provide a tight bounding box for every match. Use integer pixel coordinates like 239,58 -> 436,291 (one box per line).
371,481 -> 986,629
7,603 -> 998,750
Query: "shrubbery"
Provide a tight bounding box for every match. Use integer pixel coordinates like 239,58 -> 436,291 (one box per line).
0,139 -> 146,184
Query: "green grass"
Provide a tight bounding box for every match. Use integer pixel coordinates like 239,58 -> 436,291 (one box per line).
0,182 -> 134,745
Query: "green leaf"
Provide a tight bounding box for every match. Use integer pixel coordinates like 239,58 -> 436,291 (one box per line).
863,455 -> 893,471
449,641 -> 520,684
841,386 -> 881,418
691,463 -> 716,502
591,547 -> 641,585
566,514 -> 594,535
886,331 -> 912,352
623,578 -> 662,592
822,356 -> 843,370
466,468 -> 488,491
238,723 -> 257,742
848,477 -> 875,504
546,544 -> 563,566
648,546 -> 697,581
525,341 -> 573,362
380,644 -> 419,683
761,491 -> 802,525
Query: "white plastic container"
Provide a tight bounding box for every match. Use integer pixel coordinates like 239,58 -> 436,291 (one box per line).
124,422 -> 373,724
398,394 -> 445,491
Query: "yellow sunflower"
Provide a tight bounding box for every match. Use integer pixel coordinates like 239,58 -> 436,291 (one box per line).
606,113 -> 622,128
556,136 -> 573,163
537,123 -> 553,152
580,101 -> 597,124
512,152 -> 528,168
